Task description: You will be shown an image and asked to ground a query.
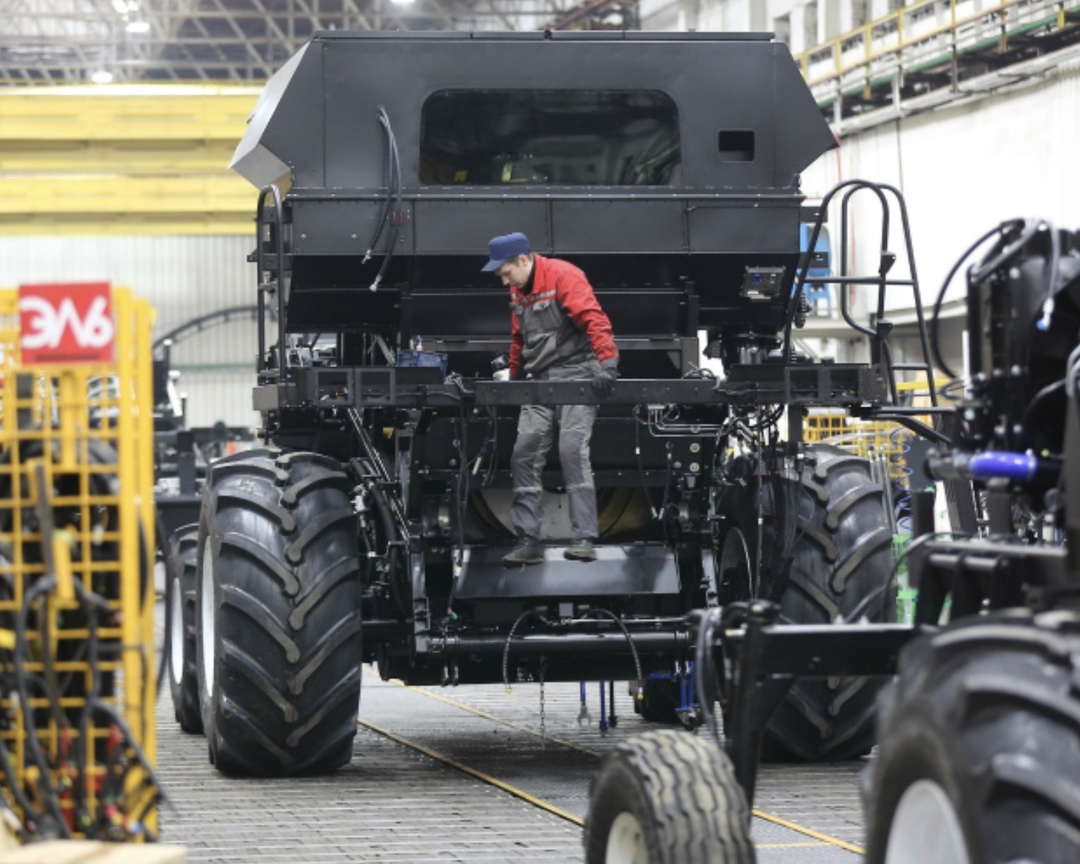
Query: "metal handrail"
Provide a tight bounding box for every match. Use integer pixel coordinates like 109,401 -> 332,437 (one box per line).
798,0 -> 1076,89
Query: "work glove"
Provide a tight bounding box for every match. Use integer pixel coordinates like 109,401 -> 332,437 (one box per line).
591,363 -> 619,399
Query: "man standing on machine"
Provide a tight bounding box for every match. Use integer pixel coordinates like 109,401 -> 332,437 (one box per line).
482,231 -> 620,567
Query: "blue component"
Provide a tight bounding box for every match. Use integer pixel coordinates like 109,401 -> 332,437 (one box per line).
968,451 -> 1038,482
798,223 -> 832,307
677,661 -> 695,714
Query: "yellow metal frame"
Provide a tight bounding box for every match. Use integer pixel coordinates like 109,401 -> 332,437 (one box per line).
0,286 -> 158,838
799,0 -> 1079,93
803,379 -> 948,487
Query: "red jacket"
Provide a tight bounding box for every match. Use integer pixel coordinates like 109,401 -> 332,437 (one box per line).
508,254 -> 618,379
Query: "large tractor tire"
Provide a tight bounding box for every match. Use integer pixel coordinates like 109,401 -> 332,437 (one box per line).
167,524 -> 202,733
863,610 -> 1080,864
584,729 -> 755,864
715,443 -> 895,760
196,449 -> 362,776
766,443 -> 895,760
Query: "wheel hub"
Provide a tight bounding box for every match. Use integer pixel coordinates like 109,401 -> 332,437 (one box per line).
605,811 -> 649,864
885,778 -> 970,864
199,536 -> 216,696
169,571 -> 184,688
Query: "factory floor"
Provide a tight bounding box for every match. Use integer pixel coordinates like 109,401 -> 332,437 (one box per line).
155,674 -> 868,863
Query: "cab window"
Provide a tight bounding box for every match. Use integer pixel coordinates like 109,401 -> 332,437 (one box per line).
420,89 -> 681,186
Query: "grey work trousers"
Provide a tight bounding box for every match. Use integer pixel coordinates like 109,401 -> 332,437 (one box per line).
510,359 -> 600,540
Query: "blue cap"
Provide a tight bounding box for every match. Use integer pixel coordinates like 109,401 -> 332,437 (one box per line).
481,232 -> 530,272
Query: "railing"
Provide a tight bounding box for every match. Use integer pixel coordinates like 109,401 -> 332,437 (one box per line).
798,0 -> 1080,103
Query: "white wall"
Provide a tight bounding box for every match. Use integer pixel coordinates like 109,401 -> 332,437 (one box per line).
802,55 -> 1080,308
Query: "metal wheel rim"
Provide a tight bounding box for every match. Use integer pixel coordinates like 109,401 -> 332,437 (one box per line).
168,570 -> 184,688
885,779 -> 971,864
199,536 -> 216,697
605,811 -> 650,864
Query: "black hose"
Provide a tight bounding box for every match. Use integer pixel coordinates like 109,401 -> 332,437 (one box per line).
14,577 -> 73,837
694,606 -> 724,747
368,107 -> 404,292
929,221 -> 1023,380
501,609 -> 542,693
364,106 -> 396,265
579,608 -> 644,702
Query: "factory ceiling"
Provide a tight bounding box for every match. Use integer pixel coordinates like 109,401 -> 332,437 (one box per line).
1,0 -> 639,84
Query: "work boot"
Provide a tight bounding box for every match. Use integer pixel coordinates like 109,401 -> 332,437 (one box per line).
503,533 -> 544,567
564,538 -> 597,562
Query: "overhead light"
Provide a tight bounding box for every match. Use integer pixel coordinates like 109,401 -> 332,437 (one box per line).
126,19 -> 150,33
111,0 -> 128,13
390,0 -> 416,5
90,69 -> 114,84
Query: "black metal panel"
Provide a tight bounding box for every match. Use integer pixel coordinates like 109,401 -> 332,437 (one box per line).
235,31 -> 836,210
258,42 -> 325,189
454,543 -> 680,599
407,289 -> 511,339
415,199 -> 550,255
292,199 -> 414,257
272,363 -> 885,411
687,204 -> 798,254
552,200 -> 685,253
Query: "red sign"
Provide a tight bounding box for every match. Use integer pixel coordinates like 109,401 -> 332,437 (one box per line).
19,282 -> 115,364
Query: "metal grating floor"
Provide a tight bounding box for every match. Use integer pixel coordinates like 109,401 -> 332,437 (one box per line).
155,671 -> 867,862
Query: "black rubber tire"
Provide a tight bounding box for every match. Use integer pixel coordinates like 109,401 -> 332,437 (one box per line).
584,729 -> 755,864
167,524 -> 202,734
863,609 -> 1080,864
196,448 -> 362,776
764,443 -> 896,761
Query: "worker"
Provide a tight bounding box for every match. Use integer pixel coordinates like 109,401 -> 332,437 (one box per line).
482,231 -> 620,567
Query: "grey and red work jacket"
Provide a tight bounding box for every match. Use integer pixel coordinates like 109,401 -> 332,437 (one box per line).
507,254 -> 619,379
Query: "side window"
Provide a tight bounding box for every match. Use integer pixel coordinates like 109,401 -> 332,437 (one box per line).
420,90 -> 681,186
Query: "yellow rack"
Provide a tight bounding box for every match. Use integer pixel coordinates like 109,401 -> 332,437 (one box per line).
0,286 -> 158,840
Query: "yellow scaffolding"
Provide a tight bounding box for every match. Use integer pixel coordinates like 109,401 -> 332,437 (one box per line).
0,286 -> 159,840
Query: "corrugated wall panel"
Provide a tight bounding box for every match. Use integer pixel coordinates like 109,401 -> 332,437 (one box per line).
0,234 -> 264,429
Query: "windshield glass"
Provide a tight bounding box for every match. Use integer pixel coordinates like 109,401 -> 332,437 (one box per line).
420,89 -> 681,186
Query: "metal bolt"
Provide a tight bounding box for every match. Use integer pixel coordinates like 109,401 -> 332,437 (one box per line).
690,443 -> 700,453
